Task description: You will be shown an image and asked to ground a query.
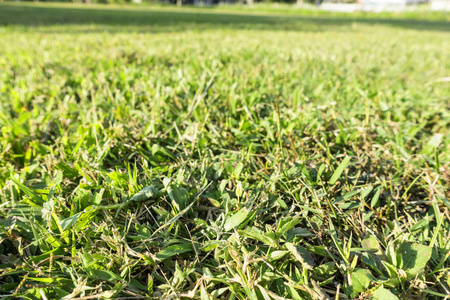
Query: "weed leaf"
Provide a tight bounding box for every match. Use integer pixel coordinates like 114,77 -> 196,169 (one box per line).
329,156 -> 351,185
156,243 -> 194,261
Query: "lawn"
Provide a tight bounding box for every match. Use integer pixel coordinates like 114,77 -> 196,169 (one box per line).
0,3 -> 449,299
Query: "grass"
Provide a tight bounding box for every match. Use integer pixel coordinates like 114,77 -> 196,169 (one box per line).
0,2 -> 449,299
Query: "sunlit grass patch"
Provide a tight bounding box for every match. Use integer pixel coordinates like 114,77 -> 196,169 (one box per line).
0,3 -> 449,299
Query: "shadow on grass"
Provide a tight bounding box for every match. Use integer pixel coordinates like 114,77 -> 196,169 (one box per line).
0,3 -> 449,33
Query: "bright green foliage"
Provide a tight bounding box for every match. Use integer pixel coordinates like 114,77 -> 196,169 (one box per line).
373,286 -> 400,300
0,3 -> 449,299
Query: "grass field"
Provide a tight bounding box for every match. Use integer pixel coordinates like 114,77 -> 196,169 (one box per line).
0,3 -> 449,299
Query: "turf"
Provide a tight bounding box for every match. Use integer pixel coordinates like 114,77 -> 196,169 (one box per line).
0,3 -> 449,299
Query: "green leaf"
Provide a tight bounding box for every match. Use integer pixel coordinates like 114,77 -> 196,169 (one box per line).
92,269 -> 122,282
201,284 -> 211,300
329,156 -> 351,185
201,240 -> 221,252
371,188 -> 381,207
92,189 -> 104,206
361,235 -> 385,275
156,243 -> 194,261
148,275 -> 153,296
351,268 -> 374,295
285,243 -> 314,269
423,133 -> 443,155
11,178 -> 44,205
107,171 -> 128,187
328,219 -> 348,264
286,285 -> 303,300
151,144 -> 176,160
130,185 -> 158,202
339,201 -> 360,210
55,162 -> 79,179
132,223 -> 153,240
243,286 -> 257,300
75,188 -> 91,211
207,197 -> 221,208
372,286 -> 399,300
151,199 -> 197,237
101,282 -> 125,299
313,262 -> 337,280
361,185 -> 373,200
128,278 -> 147,291
268,250 -> 289,261
276,217 -> 301,240
224,209 -> 249,231
74,207 -> 99,231
28,247 -> 65,264
381,261 -> 400,286
59,212 -> 82,232
167,185 -> 190,211
239,227 -> 276,247
234,162 -> 244,179
54,287 -> 70,298
210,287 -> 229,298
58,206 -> 99,232
397,242 -> 432,278
361,235 -> 382,252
